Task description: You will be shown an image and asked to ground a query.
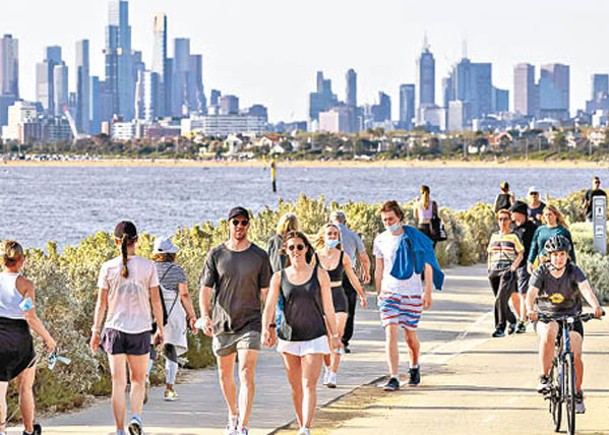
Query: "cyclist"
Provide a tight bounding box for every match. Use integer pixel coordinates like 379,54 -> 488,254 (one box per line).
525,235 -> 603,414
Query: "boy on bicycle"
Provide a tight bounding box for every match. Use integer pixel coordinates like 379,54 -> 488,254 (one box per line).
525,235 -> 603,414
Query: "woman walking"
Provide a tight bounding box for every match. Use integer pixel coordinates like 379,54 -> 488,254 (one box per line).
262,231 -> 340,435
150,237 -> 197,402
90,221 -> 165,435
527,204 -> 576,273
494,181 -> 515,212
0,241 -> 56,435
414,185 -> 439,247
314,223 -> 367,388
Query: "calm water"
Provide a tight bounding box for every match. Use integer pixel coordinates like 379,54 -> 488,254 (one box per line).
0,165 -> 603,248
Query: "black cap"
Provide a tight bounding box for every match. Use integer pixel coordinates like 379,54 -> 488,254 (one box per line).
228,206 -> 249,220
509,201 -> 528,216
114,221 -> 138,239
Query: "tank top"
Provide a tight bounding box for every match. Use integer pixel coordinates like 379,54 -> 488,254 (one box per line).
0,272 -> 25,320
316,252 -> 345,285
495,193 -> 512,211
418,199 -> 433,222
278,266 -> 327,342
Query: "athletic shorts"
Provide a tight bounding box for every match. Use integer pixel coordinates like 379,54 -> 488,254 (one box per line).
515,266 -> 530,294
0,317 -> 35,381
101,328 -> 151,355
331,286 -> 348,313
276,335 -> 331,357
534,319 -> 584,339
378,292 -> 423,330
212,330 -> 261,357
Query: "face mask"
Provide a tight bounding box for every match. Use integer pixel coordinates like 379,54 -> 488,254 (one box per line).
386,222 -> 401,232
325,238 -> 340,249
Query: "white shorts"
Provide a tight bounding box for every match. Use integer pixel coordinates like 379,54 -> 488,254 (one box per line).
277,335 -> 331,357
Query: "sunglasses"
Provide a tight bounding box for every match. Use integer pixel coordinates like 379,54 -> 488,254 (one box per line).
287,244 -> 305,252
498,217 -> 511,222
231,219 -> 249,227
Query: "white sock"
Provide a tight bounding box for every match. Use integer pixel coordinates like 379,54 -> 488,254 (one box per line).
390,373 -> 399,379
410,364 -> 419,369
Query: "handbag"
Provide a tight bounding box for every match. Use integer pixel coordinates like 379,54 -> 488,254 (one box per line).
430,201 -> 448,242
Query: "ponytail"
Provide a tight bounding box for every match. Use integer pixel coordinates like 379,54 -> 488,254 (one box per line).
121,234 -> 130,278
420,185 -> 430,210
1,240 -> 24,267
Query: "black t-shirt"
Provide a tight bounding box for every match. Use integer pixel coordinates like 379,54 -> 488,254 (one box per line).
513,220 -> 537,262
530,263 -> 586,315
584,189 -> 607,219
494,193 -> 512,212
527,201 -> 546,226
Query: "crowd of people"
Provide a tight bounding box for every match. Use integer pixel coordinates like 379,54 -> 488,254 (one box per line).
0,177 -> 605,434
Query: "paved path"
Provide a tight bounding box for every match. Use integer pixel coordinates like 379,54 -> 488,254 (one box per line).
10,264 -> 579,434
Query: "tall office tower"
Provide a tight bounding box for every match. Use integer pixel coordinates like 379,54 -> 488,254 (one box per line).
514,63 -> 538,117
172,38 -> 191,116
492,87 -> 509,113
309,71 -> 337,121
105,0 -> 135,120
219,95 -> 239,115
0,34 -> 19,98
151,12 -> 169,116
90,76 -> 101,134
416,37 -> 435,109
399,84 -> 415,130
135,70 -> 158,121
189,54 -> 206,113
538,63 -> 569,120
53,64 -> 68,116
210,89 -> 221,107
445,58 -> 492,120
592,74 -> 609,100
371,92 -> 391,122
36,46 -> 62,114
75,40 -> 90,133
346,68 -> 357,107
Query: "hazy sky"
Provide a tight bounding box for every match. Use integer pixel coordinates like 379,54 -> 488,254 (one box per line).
2,0 -> 609,122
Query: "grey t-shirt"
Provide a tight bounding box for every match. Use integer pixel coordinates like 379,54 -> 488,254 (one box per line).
530,263 -> 586,315
337,224 -> 366,265
201,243 -> 272,334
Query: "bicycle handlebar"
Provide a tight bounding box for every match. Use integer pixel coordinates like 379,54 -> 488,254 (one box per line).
537,310 -> 605,323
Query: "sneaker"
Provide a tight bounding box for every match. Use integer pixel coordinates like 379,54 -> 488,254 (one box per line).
22,424 -> 42,435
537,374 -> 551,393
298,428 -> 311,435
164,389 -> 178,401
224,426 -> 239,435
326,372 -> 337,389
343,345 -> 351,354
322,366 -> 330,385
492,329 -> 506,338
575,391 -> 586,414
237,427 -> 249,435
382,377 -> 400,392
408,367 -> 421,387
507,323 -> 516,335
127,417 -> 143,435
516,322 -> 527,334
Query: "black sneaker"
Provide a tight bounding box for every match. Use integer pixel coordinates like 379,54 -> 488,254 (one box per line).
22,424 -> 42,435
507,323 -> 516,335
408,367 -> 421,386
343,345 -> 351,354
516,322 -> 527,334
537,374 -> 551,393
492,329 -> 506,338
382,377 -> 400,391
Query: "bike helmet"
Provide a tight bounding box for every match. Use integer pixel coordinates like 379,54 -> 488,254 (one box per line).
544,235 -> 571,254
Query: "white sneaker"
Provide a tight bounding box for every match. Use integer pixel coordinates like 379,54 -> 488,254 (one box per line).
322,366 -> 330,385
225,416 -> 239,435
326,372 -> 337,388
298,428 -> 311,435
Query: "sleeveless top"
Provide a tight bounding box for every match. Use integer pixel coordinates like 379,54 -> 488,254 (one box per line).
316,252 -> 345,285
417,199 -> 433,223
495,193 -> 512,211
278,266 -> 327,342
0,272 -> 25,320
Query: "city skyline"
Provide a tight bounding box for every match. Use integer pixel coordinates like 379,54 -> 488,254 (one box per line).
2,0 -> 609,123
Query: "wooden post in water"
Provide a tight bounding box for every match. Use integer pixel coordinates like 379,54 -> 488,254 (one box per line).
271,159 -> 277,193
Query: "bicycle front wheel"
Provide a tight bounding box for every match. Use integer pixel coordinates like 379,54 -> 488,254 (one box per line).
549,363 -> 562,432
564,353 -> 576,435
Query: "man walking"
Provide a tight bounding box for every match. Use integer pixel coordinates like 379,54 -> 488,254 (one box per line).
199,206 -> 272,435
330,211 -> 371,353
582,176 -> 607,222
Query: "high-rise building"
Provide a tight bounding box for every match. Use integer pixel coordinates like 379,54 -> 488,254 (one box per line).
309,71 -> 337,121
346,69 -> 357,107
444,58 -> 492,121
416,38 -> 435,109
90,76 -> 101,134
399,84 -> 415,130
592,74 -> 609,100
538,63 -> 569,120
135,70 -> 159,122
210,89 -> 221,107
0,34 -> 19,99
447,100 -> 472,131
172,38 -> 190,116
76,40 -> 90,133
514,63 -> 538,117
151,13 -> 169,116
53,64 -> 68,116
36,46 -> 62,114
492,87 -> 509,113
371,92 -> 391,122
219,95 -> 239,115
189,55 -> 206,114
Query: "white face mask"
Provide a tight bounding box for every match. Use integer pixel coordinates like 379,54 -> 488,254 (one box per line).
386,222 -> 401,232
325,238 -> 339,249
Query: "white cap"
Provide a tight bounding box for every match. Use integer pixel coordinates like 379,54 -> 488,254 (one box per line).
152,237 -> 179,254
528,186 -> 539,195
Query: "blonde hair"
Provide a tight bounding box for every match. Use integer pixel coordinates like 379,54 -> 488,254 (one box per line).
495,209 -> 511,221
1,240 -> 24,267
420,185 -> 430,210
314,223 -> 342,251
542,204 -> 569,229
276,213 -> 300,235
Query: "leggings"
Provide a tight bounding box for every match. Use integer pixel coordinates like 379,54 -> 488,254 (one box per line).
149,344 -> 179,385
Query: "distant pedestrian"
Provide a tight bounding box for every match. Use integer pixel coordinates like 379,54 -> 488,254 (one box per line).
150,237 -> 197,402
0,240 -> 56,435
526,186 -> 546,226
262,231 -> 340,435
582,176 -> 607,222
527,204 -> 576,274
268,213 -> 303,274
329,211 -> 371,354
509,201 -> 537,333
414,185 -> 439,247
494,181 -> 515,212
374,201 -> 444,391
90,221 -> 165,435
270,159 -> 277,193
199,207 -> 272,435
487,210 -> 524,337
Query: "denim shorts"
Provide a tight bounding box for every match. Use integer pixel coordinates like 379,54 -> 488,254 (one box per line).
101,328 -> 151,355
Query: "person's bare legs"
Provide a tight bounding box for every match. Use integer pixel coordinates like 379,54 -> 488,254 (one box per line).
17,366 -> 36,433
385,324 -> 399,376
217,354 -> 238,421
510,293 -> 525,322
0,381 -> 7,434
108,354 -> 128,431
281,353 -> 304,427
237,349 -> 259,428
330,313 -> 347,374
126,354 -> 149,418
301,354 -> 323,429
537,321 -> 558,375
404,329 -> 420,367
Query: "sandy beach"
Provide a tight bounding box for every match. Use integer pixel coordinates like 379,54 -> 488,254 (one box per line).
3,157 -> 609,169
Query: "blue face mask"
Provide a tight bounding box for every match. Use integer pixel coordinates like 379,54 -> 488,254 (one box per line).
386,222 -> 401,233
325,238 -> 340,249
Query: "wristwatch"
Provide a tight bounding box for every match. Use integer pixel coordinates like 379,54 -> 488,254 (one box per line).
268,323 -> 277,329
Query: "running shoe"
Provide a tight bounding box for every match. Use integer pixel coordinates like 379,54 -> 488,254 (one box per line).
382,377 -> 400,392
343,345 -> 351,354
515,321 -> 527,334
575,391 -> 586,414
408,367 -> 421,387
298,428 -> 311,435
491,329 -> 505,338
237,427 -> 249,435
224,426 -> 239,435
127,416 -> 143,435
326,372 -> 337,389
507,323 -> 516,335
164,389 -> 178,401
536,374 -> 551,393
22,424 -> 42,435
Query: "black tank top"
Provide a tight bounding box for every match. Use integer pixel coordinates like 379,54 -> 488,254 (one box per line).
278,266 -> 327,342
316,252 -> 345,284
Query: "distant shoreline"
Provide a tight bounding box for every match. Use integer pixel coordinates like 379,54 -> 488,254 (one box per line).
3,157 -> 609,169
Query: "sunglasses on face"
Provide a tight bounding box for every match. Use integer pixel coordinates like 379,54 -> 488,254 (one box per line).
498,217 -> 511,222
231,219 -> 249,227
287,244 -> 305,252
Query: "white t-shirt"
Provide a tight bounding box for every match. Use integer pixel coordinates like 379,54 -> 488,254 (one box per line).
373,230 -> 423,296
97,255 -> 160,334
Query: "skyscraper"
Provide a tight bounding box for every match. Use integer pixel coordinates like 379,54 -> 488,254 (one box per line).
444,57 -> 492,121
53,64 -> 68,116
346,69 -> 357,107
0,34 -> 19,98
371,92 -> 391,122
36,46 -> 62,115
592,74 -> 609,100
76,40 -> 90,133
514,63 -> 538,117
135,70 -> 159,121
538,63 -> 569,119
172,38 -> 191,116
90,76 -> 101,134
416,38 -> 435,109
309,71 -> 337,121
189,54 -> 206,113
152,12 -> 169,116
399,84 -> 415,130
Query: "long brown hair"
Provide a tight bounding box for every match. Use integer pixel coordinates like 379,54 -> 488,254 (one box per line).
542,204 -> 569,229
282,231 -> 314,268
420,185 -> 431,210
114,221 -> 138,278
1,240 -> 24,267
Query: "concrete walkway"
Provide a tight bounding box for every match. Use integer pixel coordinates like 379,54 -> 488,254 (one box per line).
12,264 -> 593,434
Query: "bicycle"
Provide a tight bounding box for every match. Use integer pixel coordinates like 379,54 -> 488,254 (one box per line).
538,312 -> 602,435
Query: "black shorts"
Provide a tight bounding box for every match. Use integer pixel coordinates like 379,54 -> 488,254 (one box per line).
535,319 -> 584,339
101,328 -> 151,355
331,286 -> 348,313
0,317 -> 36,381
515,266 -> 530,294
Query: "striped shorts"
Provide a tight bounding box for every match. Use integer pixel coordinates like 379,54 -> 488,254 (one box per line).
378,292 -> 423,330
